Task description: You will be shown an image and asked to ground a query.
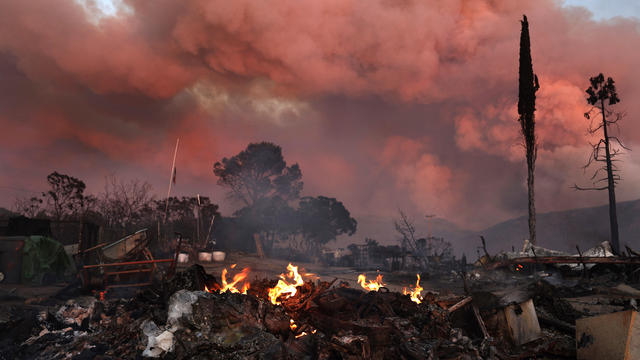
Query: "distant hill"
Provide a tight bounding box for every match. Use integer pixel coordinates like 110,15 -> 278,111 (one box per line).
333,200 -> 640,261
0,207 -> 16,219
451,199 -> 640,259
332,214 -> 472,250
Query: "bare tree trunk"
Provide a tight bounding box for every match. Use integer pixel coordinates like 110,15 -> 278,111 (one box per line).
601,100 -> 620,255
527,151 -> 536,245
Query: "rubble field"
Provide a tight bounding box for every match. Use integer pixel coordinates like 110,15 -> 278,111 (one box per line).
1,251 -> 640,359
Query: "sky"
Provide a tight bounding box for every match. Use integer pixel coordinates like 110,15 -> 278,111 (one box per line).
1,0 -> 640,239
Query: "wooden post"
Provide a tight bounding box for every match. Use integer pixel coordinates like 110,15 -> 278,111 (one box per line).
253,233 -> 265,258
472,304 -> 490,339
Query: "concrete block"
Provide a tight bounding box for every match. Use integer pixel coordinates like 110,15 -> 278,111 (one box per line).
576,310 -> 640,360
502,298 -> 541,346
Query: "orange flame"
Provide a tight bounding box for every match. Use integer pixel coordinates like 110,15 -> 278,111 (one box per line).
93,290 -> 106,301
357,272 -> 385,291
402,274 -> 424,304
268,263 -> 305,305
515,264 -> 524,271
221,267 -> 250,294
295,331 -> 308,339
204,267 -> 251,294
290,319 -> 298,331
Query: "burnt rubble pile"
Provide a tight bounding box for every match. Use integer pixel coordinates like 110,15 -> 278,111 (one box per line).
4,263 -> 640,359
1,275 -> 475,359
0,265 -> 490,359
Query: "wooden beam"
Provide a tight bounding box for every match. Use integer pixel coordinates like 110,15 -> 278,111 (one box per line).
83,258 -> 174,269
487,256 -> 640,269
448,296 -> 473,313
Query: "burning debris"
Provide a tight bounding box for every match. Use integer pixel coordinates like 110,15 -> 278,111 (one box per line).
205,265 -> 251,294
268,263 -> 305,305
357,272 -> 385,292
403,274 -> 424,304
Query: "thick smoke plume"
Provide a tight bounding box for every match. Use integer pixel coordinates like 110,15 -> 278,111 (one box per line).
1,0 -> 640,237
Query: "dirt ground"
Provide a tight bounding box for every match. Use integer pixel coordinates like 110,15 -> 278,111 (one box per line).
0,283 -> 67,304
180,251 -> 464,295
0,251 -> 464,304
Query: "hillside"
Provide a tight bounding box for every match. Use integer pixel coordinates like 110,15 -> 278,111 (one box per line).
0,207 -> 16,219
452,199 -> 640,259
332,214 -> 472,250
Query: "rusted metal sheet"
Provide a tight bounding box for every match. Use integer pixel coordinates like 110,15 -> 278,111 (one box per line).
101,229 -> 148,261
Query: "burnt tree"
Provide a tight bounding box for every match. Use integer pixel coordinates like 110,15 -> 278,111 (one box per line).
43,171 -> 91,221
573,74 -> 627,255
517,15 -> 540,245
394,210 -> 429,269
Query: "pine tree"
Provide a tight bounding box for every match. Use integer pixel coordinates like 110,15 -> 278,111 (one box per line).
574,74 -> 626,255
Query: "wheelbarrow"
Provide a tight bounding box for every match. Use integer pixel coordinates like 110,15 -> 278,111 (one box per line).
79,229 -> 174,290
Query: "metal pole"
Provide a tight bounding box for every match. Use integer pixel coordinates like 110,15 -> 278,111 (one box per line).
163,138 -> 179,223
196,194 -> 201,247
205,214 -> 216,249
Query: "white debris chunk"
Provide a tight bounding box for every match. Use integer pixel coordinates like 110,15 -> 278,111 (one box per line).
167,289 -> 199,327
141,320 -> 175,358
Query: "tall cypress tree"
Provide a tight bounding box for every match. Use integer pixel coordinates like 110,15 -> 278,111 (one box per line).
518,15 -> 540,245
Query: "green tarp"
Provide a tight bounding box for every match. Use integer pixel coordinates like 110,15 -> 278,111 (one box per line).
22,236 -> 75,284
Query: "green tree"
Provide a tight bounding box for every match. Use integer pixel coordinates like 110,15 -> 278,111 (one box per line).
214,142 -> 303,255
297,196 -> 357,255
234,196 -> 297,253
573,74 -> 627,255
518,15 -> 540,245
213,142 -> 303,207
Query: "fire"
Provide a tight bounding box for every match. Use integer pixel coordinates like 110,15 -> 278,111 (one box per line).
221,267 -> 250,294
268,263 -> 305,305
357,272 -> 385,291
290,318 -> 317,338
93,290 -> 106,301
515,264 -> 524,271
403,274 -> 424,304
204,266 -> 251,294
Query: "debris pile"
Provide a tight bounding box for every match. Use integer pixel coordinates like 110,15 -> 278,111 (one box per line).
3,258 -> 640,359
0,265 -> 477,359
